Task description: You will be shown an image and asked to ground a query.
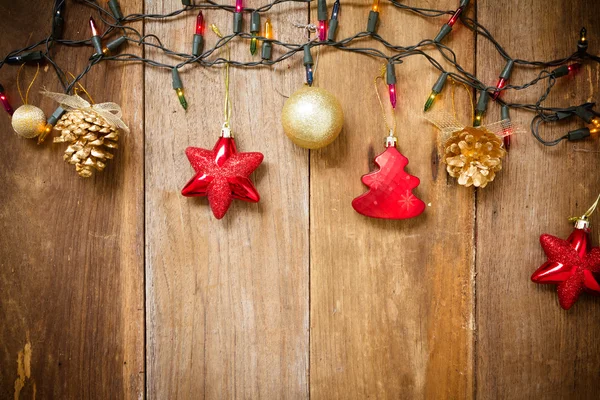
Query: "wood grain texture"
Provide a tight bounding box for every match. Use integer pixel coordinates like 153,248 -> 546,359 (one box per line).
309,1 -> 475,398
3,0 -> 600,398
143,0 -> 309,398
475,1 -> 600,399
0,0 -> 144,399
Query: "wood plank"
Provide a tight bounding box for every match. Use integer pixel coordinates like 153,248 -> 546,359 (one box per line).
143,0 -> 309,398
0,0 -> 145,399
309,1 -> 475,398
475,0 -> 600,398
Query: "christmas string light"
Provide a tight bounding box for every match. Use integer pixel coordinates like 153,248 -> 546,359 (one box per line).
52,0 -> 66,40
0,84 -> 14,116
386,63 -> 397,109
317,0 -> 328,41
0,0 -> 598,152
172,68 -> 188,110
424,72 -> 448,112
328,0 -> 340,42
5,51 -> 44,65
261,19 -> 273,60
38,106 -> 66,143
108,0 -> 124,21
95,36 -> 128,57
501,105 -> 512,138
250,12 -> 260,55
192,11 -> 205,57
578,27 -> 588,54
491,60 -> 514,101
303,45 -> 314,86
89,16 -> 103,55
552,63 -> 582,78
474,90 -> 489,127
367,0 -> 379,34
233,0 -> 243,34
434,0 -> 470,43
491,60 -> 515,148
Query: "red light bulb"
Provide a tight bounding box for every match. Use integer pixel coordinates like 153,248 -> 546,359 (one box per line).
388,84 -> 396,109
195,11 -> 204,35
447,6 -> 464,27
318,20 -> 327,41
89,16 -> 99,37
0,92 -> 14,116
235,0 -> 243,13
568,63 -> 582,74
491,77 -> 507,100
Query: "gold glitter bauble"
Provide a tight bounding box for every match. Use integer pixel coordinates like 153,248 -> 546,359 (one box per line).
281,86 -> 344,149
11,105 -> 46,139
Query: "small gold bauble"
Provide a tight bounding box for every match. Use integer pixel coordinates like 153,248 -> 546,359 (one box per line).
281,86 -> 344,149
11,105 -> 46,139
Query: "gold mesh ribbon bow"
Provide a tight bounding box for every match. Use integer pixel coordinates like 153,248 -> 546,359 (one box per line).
42,90 -> 129,134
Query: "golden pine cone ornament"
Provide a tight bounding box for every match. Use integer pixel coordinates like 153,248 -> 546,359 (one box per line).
442,126 -> 506,188
53,109 -> 119,178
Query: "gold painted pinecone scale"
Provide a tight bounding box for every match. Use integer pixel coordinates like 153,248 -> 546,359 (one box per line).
53,109 -> 119,178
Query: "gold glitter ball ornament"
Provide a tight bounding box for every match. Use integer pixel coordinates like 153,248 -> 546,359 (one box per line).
443,126 -> 506,188
281,86 -> 344,149
11,104 -> 47,139
53,109 -> 119,178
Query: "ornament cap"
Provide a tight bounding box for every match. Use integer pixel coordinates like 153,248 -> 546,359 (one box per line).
221,123 -> 233,138
385,134 -> 397,148
573,218 -> 590,230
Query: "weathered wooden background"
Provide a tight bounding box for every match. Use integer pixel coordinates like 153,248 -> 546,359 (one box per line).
1,0 -> 599,398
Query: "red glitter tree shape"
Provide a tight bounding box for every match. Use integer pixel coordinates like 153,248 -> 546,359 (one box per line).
352,144 -> 426,219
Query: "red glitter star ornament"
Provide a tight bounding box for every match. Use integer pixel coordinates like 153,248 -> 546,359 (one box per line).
352,135 -> 426,219
532,218 -> 600,310
181,129 -> 263,219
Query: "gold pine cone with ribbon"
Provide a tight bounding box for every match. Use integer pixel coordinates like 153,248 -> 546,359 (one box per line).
442,126 -> 505,188
53,109 -> 119,178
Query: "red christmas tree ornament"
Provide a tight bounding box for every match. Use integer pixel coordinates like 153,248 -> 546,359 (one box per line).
352,135 -> 426,219
532,197 -> 600,309
181,125 -> 263,219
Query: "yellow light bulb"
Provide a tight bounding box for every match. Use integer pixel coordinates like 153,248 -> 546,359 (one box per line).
372,0 -> 379,12
37,124 -> 54,143
264,19 -> 273,40
175,88 -> 188,110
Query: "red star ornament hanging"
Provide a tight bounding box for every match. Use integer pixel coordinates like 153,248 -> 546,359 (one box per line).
181,130 -> 263,219
531,220 -> 600,310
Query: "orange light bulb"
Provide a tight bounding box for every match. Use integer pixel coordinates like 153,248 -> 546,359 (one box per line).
264,19 -> 273,40
372,0 -> 379,12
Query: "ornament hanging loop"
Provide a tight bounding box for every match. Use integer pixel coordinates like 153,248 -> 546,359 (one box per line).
569,193 -> 600,227
221,121 -> 232,138
385,131 -> 397,148
374,64 -> 396,138
16,62 -> 41,105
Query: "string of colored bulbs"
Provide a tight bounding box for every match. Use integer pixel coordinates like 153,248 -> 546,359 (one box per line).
1,0 -> 599,148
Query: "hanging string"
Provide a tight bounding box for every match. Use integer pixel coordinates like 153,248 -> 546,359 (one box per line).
16,63 -> 40,105
313,45 -> 321,87
67,71 -> 95,104
570,193 -> 600,222
374,64 -> 396,136
211,24 -> 232,130
450,77 -> 475,124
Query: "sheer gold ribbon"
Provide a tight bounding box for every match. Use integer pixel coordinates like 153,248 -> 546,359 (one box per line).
42,90 -> 129,133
